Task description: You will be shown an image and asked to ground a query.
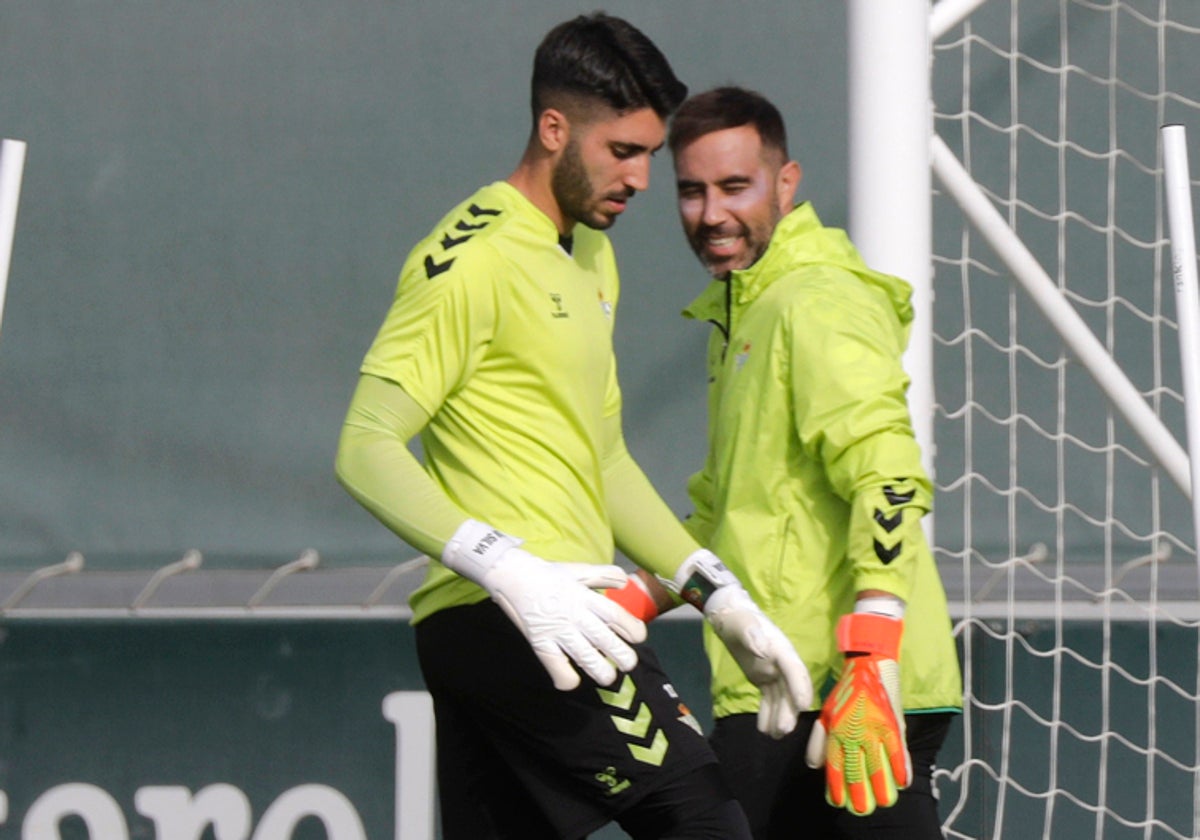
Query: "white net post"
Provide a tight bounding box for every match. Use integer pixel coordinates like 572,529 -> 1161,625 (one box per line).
847,0 -> 936,489
1162,123 -> 1200,840
1161,125 -> 1200,558
0,138 -> 28,342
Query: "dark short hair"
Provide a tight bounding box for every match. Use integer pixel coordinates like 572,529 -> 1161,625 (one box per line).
531,13 -> 688,121
668,86 -> 789,160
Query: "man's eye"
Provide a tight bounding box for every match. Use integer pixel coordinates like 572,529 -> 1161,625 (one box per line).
612,146 -> 637,160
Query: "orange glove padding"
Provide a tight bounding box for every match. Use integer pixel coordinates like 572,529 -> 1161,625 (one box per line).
805,612 -> 911,816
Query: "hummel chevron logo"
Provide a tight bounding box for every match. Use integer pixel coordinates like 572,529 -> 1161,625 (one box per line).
597,675 -> 636,711
596,677 -> 669,766
610,702 -> 653,738
628,730 -> 668,766
874,509 -> 903,533
423,205 -> 500,280
883,483 -> 916,506
424,254 -> 454,279
440,232 -> 472,249
874,539 -> 902,565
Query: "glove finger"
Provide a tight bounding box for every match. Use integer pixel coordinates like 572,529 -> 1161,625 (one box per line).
879,726 -> 911,790
869,759 -> 899,812
804,718 -> 828,769
827,762 -> 849,811
756,685 -> 797,739
755,687 -> 777,738
889,736 -> 912,790
491,592 -> 582,690
778,652 -> 814,712
531,646 -> 583,691
560,562 -> 629,591
848,775 -> 876,817
588,593 -> 648,645
844,743 -> 878,816
556,629 -> 620,688
577,614 -> 640,673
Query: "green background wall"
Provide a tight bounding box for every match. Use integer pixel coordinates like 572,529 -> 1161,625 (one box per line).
0,2 -> 849,568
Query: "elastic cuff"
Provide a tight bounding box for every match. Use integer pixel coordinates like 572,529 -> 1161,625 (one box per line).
853,594 -> 906,619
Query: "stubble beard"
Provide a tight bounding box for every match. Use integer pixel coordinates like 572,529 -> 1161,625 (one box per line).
692,203 -> 783,278
552,139 -> 614,231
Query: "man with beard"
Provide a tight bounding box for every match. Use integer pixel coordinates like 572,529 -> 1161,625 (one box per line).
608,87 -> 962,838
335,18 -> 811,840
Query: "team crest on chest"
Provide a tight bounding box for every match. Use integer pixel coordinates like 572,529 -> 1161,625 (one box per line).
598,291 -> 613,319
734,341 -> 752,370
549,293 -> 569,318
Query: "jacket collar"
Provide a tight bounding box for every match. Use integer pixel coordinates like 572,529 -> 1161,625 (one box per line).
682,202 -> 914,330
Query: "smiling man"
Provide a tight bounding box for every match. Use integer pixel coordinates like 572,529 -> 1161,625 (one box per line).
335,22 -> 810,840
665,86 -> 962,838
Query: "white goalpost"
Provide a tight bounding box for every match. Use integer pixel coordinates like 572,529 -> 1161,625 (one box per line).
850,1 -> 1200,838
1162,125 -> 1200,560
0,138 -> 28,343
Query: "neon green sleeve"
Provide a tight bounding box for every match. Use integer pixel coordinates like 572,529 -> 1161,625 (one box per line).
601,413 -> 700,580
334,373 -> 469,558
683,466 -> 717,547
787,279 -> 932,600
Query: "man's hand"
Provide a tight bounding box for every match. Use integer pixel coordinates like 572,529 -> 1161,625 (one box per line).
442,519 -> 647,691
805,611 -> 911,816
672,550 -> 813,738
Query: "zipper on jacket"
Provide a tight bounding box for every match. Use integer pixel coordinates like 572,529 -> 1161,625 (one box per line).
714,278 -> 733,362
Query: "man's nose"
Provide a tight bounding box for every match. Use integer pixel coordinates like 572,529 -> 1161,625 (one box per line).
625,156 -> 651,192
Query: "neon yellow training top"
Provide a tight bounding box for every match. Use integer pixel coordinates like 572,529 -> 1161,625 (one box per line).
360,181 -> 648,623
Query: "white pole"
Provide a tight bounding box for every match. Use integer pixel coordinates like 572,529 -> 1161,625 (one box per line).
1161,125 -> 1200,558
847,0 -> 935,493
932,134 -> 1192,495
0,138 -> 29,344
930,0 -> 992,40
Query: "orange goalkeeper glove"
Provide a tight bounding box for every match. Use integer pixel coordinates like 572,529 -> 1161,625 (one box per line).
805,610 -> 910,816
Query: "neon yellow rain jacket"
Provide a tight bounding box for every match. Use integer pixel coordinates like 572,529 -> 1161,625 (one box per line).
682,203 -> 962,718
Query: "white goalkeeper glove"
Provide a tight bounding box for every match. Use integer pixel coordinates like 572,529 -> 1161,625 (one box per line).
442,519 -> 647,691
670,549 -> 813,738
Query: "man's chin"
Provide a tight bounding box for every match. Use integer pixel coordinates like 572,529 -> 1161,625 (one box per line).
697,253 -> 741,277
579,212 -> 618,231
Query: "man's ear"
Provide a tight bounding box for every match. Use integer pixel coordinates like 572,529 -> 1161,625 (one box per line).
537,107 -> 571,154
777,160 -> 802,213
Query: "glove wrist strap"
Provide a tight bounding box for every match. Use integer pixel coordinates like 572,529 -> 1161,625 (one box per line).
606,575 -> 660,622
441,518 -> 522,583
837,612 -> 904,659
669,549 -> 737,611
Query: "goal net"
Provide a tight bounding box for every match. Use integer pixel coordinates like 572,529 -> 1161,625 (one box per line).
917,2 -> 1200,838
